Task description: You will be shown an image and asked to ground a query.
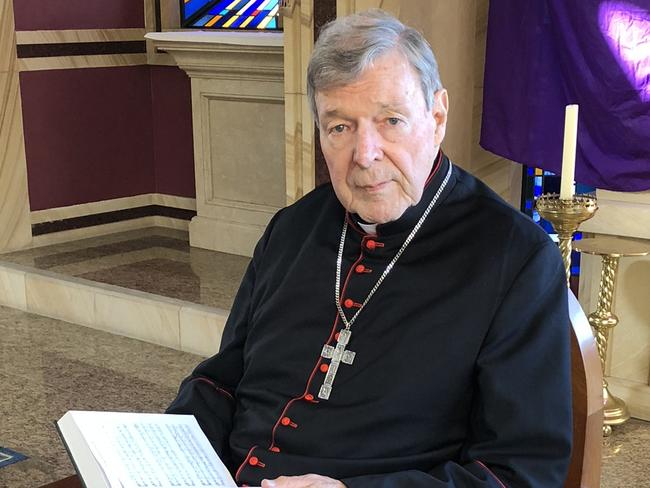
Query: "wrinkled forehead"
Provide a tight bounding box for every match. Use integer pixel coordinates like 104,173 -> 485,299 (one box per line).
314,55 -> 424,116
314,48 -> 412,93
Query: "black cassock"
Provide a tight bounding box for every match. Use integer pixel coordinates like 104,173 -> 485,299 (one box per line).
167,153 -> 572,487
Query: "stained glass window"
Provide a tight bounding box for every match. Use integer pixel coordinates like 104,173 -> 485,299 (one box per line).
180,0 -> 282,30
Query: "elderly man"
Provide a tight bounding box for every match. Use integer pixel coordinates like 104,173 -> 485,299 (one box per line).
168,10 -> 572,488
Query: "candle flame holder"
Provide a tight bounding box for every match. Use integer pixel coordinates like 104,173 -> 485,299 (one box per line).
535,194 -> 598,286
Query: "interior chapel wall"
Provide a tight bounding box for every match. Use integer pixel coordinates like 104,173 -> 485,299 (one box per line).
10,0 -> 194,214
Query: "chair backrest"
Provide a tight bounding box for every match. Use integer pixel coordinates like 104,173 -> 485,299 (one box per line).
564,291 -> 603,488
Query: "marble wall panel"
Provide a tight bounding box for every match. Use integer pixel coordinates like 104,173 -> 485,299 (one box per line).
0,264 -> 27,311
15,28 -> 147,45
0,1 -> 18,73
282,0 -> 315,204
179,305 -> 228,357
17,54 -> 148,72
609,256 -> 650,384
0,72 -> 32,251
208,96 -> 285,208
582,191 -> 650,240
145,0 -> 181,66
0,0 -> 32,252
25,273 -> 95,327
94,290 -> 181,349
153,216 -> 190,231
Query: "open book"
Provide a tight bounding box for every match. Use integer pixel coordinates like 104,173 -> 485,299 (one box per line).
57,411 -> 258,488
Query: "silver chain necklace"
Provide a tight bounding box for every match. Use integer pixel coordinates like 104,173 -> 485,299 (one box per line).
318,162 -> 453,400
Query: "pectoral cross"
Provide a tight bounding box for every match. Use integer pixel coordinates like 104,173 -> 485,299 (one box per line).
318,329 -> 356,400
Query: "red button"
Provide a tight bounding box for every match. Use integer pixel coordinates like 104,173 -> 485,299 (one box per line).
366,240 -> 376,250
281,416 -> 291,426
249,456 -> 259,466
355,264 -> 366,273
270,446 -> 280,452
320,363 -> 329,373
305,393 -> 314,401
344,298 -> 354,308
335,332 -> 340,341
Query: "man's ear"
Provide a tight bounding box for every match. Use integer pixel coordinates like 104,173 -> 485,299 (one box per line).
432,89 -> 448,146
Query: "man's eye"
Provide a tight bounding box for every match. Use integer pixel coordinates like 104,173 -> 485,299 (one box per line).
331,124 -> 346,134
387,117 -> 400,126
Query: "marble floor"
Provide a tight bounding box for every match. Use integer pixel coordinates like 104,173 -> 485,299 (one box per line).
0,308 -> 648,488
0,227 -> 250,311
0,227 -> 649,487
0,306 -> 201,487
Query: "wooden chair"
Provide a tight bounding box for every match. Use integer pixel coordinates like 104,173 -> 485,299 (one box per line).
564,291 -> 604,488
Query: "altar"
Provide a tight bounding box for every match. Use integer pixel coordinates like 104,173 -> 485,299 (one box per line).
146,30 -> 285,257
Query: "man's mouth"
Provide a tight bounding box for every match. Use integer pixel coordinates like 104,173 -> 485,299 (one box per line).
361,181 -> 390,192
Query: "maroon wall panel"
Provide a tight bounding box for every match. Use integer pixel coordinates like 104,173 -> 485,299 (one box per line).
13,0 -> 144,31
20,66 -> 156,211
150,66 -> 195,198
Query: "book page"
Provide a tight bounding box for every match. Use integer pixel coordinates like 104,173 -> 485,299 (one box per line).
69,411 -> 239,488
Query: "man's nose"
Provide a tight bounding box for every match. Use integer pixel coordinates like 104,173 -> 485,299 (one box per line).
353,126 -> 383,168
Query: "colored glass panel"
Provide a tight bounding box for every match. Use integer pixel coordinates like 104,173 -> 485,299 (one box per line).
181,0 -> 281,30
192,14 -> 214,27
207,0 -> 235,14
184,0 -> 211,18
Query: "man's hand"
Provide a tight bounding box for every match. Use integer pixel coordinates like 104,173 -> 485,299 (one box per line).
260,474 -> 346,488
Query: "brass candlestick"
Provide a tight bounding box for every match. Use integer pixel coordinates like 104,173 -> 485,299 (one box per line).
535,194 -> 598,286
574,237 -> 649,436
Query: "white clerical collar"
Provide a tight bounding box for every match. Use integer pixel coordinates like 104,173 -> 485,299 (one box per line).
357,221 -> 378,235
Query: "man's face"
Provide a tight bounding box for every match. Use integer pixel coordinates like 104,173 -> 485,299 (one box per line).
316,50 -> 448,224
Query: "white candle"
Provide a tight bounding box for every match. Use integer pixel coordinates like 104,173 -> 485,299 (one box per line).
559,104 -> 579,200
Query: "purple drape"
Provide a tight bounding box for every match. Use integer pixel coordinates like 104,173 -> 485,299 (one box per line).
480,0 -> 650,192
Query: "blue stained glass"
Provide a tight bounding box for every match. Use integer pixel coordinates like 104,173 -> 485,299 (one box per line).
231,0 -> 250,11
192,14 -> 214,27
182,0 -> 282,30
208,0 -> 234,14
212,14 -> 232,28
231,14 -> 249,28
249,10 -> 269,28
240,0 -> 265,18
184,0 -> 212,18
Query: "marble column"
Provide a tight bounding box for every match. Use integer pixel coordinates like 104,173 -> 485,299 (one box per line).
281,0 -> 315,205
0,0 -> 32,251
